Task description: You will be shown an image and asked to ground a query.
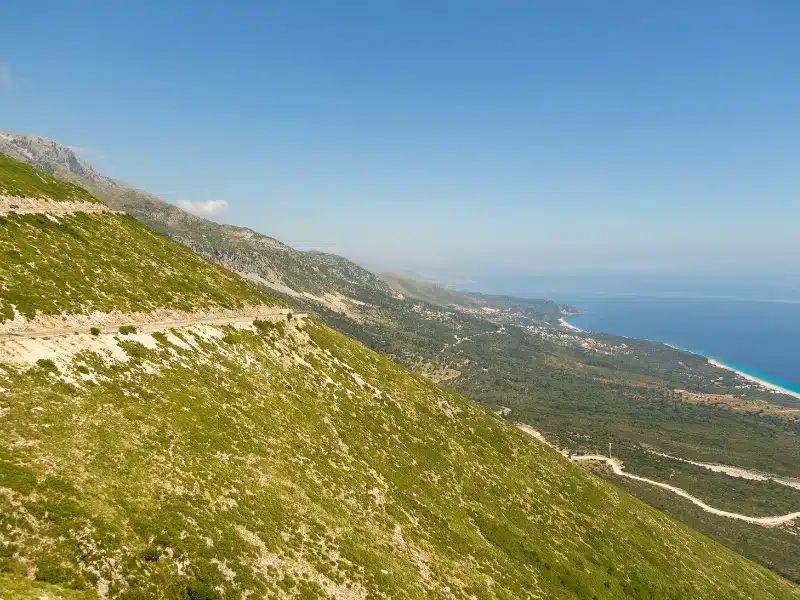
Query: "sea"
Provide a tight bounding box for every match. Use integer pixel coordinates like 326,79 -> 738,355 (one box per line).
453,274 -> 800,395
563,296 -> 800,395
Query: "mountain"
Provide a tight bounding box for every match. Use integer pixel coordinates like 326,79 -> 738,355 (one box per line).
377,273 -> 480,307
3,133 -> 800,583
2,153 -> 799,600
0,133 -> 394,309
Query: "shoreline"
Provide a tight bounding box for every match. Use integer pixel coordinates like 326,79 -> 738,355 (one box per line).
558,306 -> 800,402
558,317 -> 583,332
706,358 -> 800,401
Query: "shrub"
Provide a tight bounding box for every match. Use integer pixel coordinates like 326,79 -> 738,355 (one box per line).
90,326 -> 101,336
140,547 -> 160,562
35,557 -> 70,584
118,589 -> 150,600
119,325 -> 137,335
0,556 -> 27,577
0,543 -> 15,558
182,582 -> 220,600
35,358 -> 58,373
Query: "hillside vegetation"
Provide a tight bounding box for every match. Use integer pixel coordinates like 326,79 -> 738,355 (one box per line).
2,139 -> 799,582
0,153 -> 100,203
0,212 -> 279,323
1,155 -> 799,599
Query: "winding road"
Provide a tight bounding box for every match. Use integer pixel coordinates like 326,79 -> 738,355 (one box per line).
571,455 -> 800,526
517,424 -> 800,527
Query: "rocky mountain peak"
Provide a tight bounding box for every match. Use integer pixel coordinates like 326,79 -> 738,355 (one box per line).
0,131 -> 113,185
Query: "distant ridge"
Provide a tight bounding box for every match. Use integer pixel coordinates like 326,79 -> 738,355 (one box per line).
378,271 -> 478,306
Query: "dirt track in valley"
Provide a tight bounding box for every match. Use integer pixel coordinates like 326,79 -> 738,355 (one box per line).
516,423 -> 800,527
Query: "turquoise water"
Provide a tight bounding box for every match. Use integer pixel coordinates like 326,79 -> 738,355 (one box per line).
564,296 -> 800,394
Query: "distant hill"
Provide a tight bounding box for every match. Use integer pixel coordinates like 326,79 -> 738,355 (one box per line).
378,272 -> 479,307
3,134 -> 800,583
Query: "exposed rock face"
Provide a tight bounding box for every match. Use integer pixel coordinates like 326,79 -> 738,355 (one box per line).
0,132 -> 112,185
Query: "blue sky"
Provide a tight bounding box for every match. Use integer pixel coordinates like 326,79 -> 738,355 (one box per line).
2,2 -> 799,281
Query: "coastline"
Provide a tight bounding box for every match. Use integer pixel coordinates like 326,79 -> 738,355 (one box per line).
560,320 -> 800,402
558,317 -> 583,332
706,358 -> 800,401
561,299 -> 800,403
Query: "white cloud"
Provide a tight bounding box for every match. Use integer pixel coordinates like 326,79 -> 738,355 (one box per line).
67,145 -> 89,156
0,63 -> 12,89
177,199 -> 229,217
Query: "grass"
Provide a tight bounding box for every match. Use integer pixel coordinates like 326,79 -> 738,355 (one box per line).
0,212 -> 282,322
0,572 -> 96,599
1,155 -> 798,599
1,316 -> 798,599
0,154 -> 101,203
600,469 -> 800,583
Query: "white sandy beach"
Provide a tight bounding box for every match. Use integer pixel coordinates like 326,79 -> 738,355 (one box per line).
708,358 -> 800,401
558,317 -> 583,332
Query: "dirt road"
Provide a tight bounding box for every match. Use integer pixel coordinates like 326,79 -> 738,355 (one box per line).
516,424 -> 800,527
572,454 -> 800,526
0,310 -> 306,342
648,451 -> 800,491
0,197 -> 121,216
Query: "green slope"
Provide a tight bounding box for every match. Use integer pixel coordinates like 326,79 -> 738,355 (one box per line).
0,153 -> 100,203
0,573 -> 96,600
0,159 -> 798,599
0,213 -> 280,322
3,141 -> 799,581
1,314 -> 798,599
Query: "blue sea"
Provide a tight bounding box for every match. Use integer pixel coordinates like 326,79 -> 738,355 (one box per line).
563,296 -> 800,395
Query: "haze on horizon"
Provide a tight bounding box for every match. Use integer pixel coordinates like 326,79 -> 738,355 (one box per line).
2,2 -> 799,286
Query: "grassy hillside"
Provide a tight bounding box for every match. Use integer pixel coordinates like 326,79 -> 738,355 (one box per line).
0,213 -> 280,322
3,140 -> 799,582
1,314 -> 798,599
0,154 -> 100,203
0,573 -> 96,600
1,160 -> 798,599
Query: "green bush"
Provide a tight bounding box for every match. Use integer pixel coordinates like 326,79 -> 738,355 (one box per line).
119,325 -> 137,335
0,557 -> 27,577
34,557 -> 70,584
35,358 -> 58,373
182,581 -> 220,600
140,547 -> 159,562
90,326 -> 101,336
118,588 -> 150,600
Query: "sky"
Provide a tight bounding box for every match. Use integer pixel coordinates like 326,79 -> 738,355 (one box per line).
2,1 -> 799,285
